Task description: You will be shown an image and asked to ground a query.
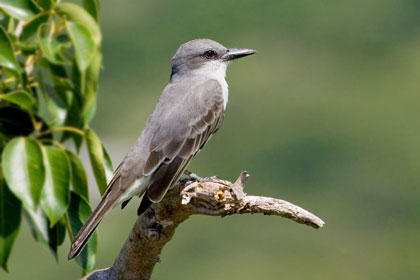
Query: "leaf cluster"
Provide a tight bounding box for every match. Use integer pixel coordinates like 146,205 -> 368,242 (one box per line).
0,0 -> 108,275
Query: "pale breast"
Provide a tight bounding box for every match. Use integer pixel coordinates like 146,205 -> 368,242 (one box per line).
219,78 -> 228,109
197,60 -> 229,109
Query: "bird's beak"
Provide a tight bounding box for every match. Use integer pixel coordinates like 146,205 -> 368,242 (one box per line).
222,48 -> 256,61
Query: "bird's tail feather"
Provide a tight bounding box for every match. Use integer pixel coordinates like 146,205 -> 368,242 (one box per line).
68,197 -> 115,259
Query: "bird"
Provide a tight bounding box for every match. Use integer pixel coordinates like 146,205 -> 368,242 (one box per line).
68,38 -> 255,259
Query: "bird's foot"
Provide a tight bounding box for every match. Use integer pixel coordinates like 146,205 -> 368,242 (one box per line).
181,170 -> 220,183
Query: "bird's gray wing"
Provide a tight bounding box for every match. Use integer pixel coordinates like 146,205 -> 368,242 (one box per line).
68,79 -> 225,258
142,79 -> 225,205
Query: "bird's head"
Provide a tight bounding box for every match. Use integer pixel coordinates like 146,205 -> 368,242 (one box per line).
170,39 -> 256,78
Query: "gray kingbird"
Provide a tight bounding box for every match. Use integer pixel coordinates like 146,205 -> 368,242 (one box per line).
68,38 -> 255,259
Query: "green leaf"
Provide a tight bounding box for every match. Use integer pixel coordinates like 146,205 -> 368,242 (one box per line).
66,21 -> 95,72
0,90 -> 37,114
68,192 -> 97,273
0,0 -> 40,21
6,16 -> 16,34
2,137 -> 45,211
37,63 -> 74,127
65,150 -> 89,200
37,23 -> 67,65
82,52 -> 101,126
54,218 -> 66,246
0,26 -> 21,72
82,0 -> 99,22
62,81 -> 83,150
70,59 -> 83,108
40,146 -> 70,226
47,218 -> 66,258
21,12 -> 49,41
24,206 -> 48,246
85,128 -> 107,194
102,143 -> 114,183
37,73 -> 68,127
55,3 -> 101,46
24,206 -> 62,257
0,178 -> 21,272
57,62 -> 83,150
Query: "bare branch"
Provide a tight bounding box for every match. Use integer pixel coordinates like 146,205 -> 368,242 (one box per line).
84,172 -> 325,280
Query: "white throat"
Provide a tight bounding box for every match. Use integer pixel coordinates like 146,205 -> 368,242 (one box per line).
195,61 -> 229,109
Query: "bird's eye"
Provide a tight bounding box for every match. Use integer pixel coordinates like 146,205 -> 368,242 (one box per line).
203,50 -> 217,59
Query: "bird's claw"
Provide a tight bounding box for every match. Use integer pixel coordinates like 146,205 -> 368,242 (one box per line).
180,170 -> 220,184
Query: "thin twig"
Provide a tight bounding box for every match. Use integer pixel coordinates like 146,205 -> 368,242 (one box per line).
37,126 -> 85,138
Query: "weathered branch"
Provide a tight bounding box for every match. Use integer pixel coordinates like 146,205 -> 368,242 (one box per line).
83,172 -> 325,280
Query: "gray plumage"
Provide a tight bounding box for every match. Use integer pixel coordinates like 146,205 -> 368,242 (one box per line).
68,39 -> 255,260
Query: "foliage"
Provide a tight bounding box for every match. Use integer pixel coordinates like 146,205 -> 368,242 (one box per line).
0,0 -> 111,274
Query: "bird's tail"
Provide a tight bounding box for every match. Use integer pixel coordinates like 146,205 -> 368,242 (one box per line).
68,197 -> 115,259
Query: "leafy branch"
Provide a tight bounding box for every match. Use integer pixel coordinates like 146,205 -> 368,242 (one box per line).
0,0 -> 108,275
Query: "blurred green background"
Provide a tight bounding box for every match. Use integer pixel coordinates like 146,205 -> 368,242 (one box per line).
2,0 -> 420,279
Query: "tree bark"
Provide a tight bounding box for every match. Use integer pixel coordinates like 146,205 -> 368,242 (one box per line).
83,171 -> 325,280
